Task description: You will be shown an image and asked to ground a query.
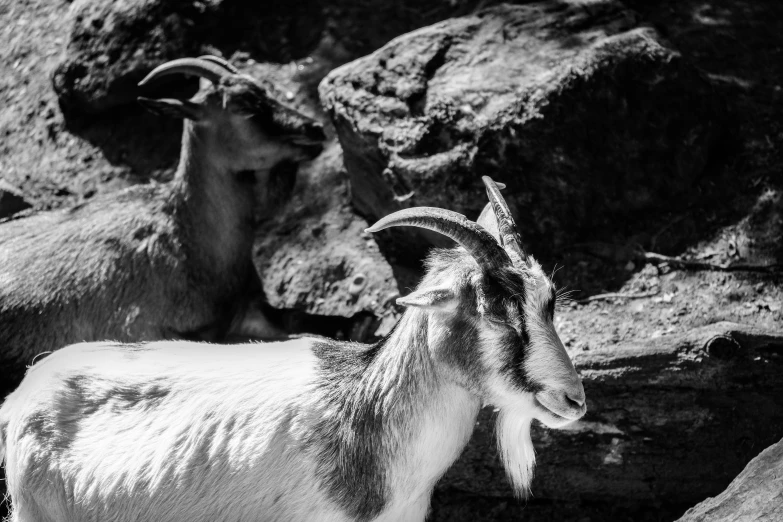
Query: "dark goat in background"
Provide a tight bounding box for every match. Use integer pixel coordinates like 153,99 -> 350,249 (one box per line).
0,56 -> 325,392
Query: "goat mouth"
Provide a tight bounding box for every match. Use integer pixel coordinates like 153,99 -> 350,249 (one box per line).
534,398 -> 565,419
305,143 -> 324,158
288,138 -> 324,158
533,396 -> 582,425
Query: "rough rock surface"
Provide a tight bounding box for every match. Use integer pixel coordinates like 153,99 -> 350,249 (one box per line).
431,322 -> 783,518
0,180 -> 32,219
320,1 -> 725,259
53,0 -> 324,114
253,141 -> 415,337
52,0 -> 206,114
50,0 -> 499,117
676,437 -> 783,522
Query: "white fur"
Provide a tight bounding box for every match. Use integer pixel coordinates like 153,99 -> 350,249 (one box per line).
0,337 -> 483,522
496,406 -> 536,495
2,341 -> 346,522
478,328 -> 538,494
380,383 -> 480,520
523,263 -> 586,424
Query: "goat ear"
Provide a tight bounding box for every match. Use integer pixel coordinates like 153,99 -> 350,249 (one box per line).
477,203 -> 501,242
137,97 -> 204,121
198,77 -> 212,91
397,287 -> 458,311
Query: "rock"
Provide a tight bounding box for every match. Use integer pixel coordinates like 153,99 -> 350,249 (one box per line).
320,1 -> 725,259
434,322 -> 783,515
51,0 -> 503,117
676,437 -> 783,522
253,141 -> 415,337
53,0 -> 325,114
53,0 -> 206,114
0,180 -> 32,219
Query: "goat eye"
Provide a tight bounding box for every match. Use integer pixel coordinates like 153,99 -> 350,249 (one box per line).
486,316 -> 523,337
485,315 -> 512,331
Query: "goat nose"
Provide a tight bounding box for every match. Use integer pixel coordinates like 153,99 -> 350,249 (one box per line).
565,391 -> 585,409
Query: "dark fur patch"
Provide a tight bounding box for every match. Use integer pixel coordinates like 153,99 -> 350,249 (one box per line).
478,267 -> 540,392
423,248 -> 541,392
307,312 -> 431,522
543,286 -> 556,321
499,329 -> 540,393
219,77 -> 324,144
60,374 -> 171,417
307,338 -> 388,521
416,249 -> 492,391
437,295 -> 485,393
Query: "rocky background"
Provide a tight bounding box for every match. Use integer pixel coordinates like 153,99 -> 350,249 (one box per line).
2,0 -> 782,520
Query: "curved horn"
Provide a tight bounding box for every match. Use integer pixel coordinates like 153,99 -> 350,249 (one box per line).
198,55 -> 240,74
482,176 -> 530,266
366,207 -> 511,270
138,58 -> 229,87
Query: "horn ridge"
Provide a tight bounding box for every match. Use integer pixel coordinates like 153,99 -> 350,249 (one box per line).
197,55 -> 241,74
138,57 -> 230,87
366,207 -> 511,270
482,176 -> 530,266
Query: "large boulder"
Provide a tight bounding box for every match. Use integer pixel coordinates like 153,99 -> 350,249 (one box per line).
320,1 -> 726,259
432,322 -> 783,518
52,0 -> 206,114
676,437 -> 783,522
52,0 -> 324,114
253,141 -> 412,337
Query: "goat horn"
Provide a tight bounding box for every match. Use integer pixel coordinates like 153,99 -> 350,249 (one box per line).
482,176 -> 530,267
138,58 -> 229,87
366,207 -> 511,270
197,55 -> 240,74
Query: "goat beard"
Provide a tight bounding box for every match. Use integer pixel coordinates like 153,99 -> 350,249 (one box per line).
496,409 -> 535,496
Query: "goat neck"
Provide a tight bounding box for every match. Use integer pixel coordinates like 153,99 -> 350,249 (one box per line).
169,120 -> 256,278
307,305 -> 481,521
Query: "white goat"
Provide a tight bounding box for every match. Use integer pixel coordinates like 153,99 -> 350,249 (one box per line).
0,177 -> 586,522
0,56 -> 324,394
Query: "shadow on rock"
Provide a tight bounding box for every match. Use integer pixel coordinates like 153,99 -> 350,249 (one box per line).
60,99 -> 184,184
52,0 -> 328,117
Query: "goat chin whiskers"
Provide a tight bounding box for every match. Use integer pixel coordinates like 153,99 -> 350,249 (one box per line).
496,405 -> 537,496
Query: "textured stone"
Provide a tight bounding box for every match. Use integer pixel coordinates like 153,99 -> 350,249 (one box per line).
52,0 -> 324,114
52,0 -> 206,114
676,437 -> 783,522
320,1 -> 725,258
253,141 -> 412,332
